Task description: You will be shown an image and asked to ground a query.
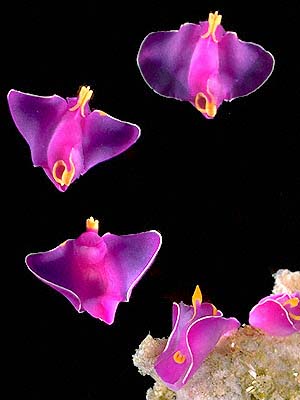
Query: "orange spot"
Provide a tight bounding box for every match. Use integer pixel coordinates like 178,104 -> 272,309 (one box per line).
69,86 -> 93,117
283,297 -> 300,321
52,153 -> 75,187
98,110 -> 107,117
283,297 -> 299,308
194,92 -> 217,118
173,350 -> 186,364
289,312 -> 300,321
86,216 -> 99,233
201,11 -> 222,43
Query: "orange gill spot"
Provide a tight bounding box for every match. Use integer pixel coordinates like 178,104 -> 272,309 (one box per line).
289,312 -> 300,321
86,216 -> 99,233
283,297 -> 299,308
201,11 -> 222,43
194,92 -> 217,118
173,350 -> 186,364
283,297 -> 300,321
52,153 -> 75,187
69,85 -> 93,117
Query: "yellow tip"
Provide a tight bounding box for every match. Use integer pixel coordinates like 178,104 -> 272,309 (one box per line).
69,85 -> 93,117
191,285 -> 203,319
173,350 -> 186,364
192,285 -> 202,306
201,11 -> 222,42
52,153 -> 75,187
86,216 -> 99,232
211,303 -> 218,316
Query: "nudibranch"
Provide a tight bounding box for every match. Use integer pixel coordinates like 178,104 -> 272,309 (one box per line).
249,292 -> 300,336
26,217 -> 162,324
154,285 -> 240,390
8,86 -> 140,191
137,11 -> 275,118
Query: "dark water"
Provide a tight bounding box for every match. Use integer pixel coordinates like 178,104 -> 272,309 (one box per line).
2,1 -> 299,398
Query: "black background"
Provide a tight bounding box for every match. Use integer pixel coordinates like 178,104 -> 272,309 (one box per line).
2,1 -> 299,398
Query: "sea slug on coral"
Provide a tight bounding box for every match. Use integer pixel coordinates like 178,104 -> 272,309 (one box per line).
133,270 -> 300,399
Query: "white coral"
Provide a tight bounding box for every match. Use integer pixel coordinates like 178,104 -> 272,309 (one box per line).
272,269 -> 300,294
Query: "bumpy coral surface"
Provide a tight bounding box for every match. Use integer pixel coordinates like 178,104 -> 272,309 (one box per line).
133,327 -> 300,400
133,269 -> 300,400
272,269 -> 300,295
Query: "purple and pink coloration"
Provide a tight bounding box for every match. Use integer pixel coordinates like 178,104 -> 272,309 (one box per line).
137,11 -> 275,119
249,292 -> 300,336
154,285 -> 240,390
26,217 -> 162,324
7,86 -> 140,191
